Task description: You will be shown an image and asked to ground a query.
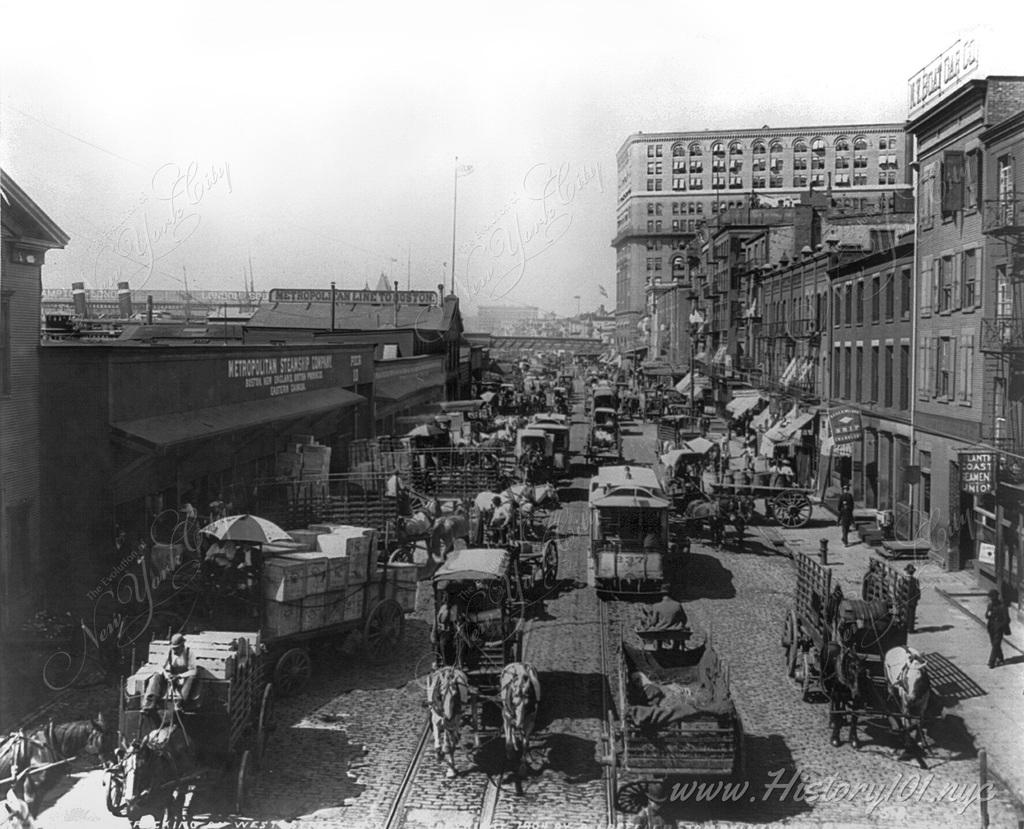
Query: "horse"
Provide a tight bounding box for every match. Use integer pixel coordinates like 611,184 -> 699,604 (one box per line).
682,498 -> 725,548
430,503 -> 471,562
108,722 -> 197,829
508,483 -> 560,512
499,663 -> 541,794
426,667 -> 470,779
820,641 -> 868,748
0,714 -> 114,817
884,646 -> 932,756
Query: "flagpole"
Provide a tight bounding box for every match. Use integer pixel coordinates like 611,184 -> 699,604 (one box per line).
451,156 -> 459,296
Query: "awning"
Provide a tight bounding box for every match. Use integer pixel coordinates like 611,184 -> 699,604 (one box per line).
751,407 -> 774,430
112,387 -> 364,452
711,345 -> 728,365
675,372 -> 710,395
779,357 -> 800,387
693,350 -> 709,364
763,410 -> 817,444
796,358 -> 815,383
726,393 -> 766,417
376,372 -> 444,403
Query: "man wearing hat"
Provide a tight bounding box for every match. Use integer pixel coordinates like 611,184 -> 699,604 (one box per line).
142,633 -> 197,716
644,584 -> 688,632
985,589 -> 1011,669
904,564 -> 921,633
836,484 -> 855,547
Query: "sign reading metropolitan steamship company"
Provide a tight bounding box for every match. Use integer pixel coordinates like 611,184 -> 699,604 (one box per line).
268,288 -> 438,305
959,450 -> 997,495
908,37 -> 980,119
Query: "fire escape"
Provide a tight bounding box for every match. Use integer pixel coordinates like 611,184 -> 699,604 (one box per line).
980,195 -> 1024,458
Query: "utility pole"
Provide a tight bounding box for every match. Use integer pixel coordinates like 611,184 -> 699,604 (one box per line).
183,265 -> 190,321
407,244 -> 411,291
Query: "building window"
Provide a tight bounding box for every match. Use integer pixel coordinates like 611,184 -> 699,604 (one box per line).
673,158 -> 686,174
689,159 -> 703,173
728,175 -> 743,189
647,161 -> 663,175
811,173 -> 825,187
695,203 -> 703,214
853,173 -> 868,186
793,174 -> 807,188
853,136 -> 868,151
920,162 -> 937,228
965,150 -> 982,211
647,220 -> 655,231
856,281 -> 865,324
855,346 -> 864,400
729,141 -> 743,155
752,141 -> 766,154
833,288 -> 841,328
997,155 -> 1015,224
673,178 -> 686,191
689,176 -> 703,190
752,158 -> 766,173
899,344 -> 910,410
937,254 -> 954,313
962,248 -> 979,308
752,176 -> 766,189
712,156 -> 726,173
835,156 -> 850,169
729,158 -> 743,174
843,346 -> 852,399
688,142 -> 702,156
879,135 -> 895,150
647,144 -> 663,158
844,283 -> 853,324
672,142 -> 685,157
672,219 -> 679,231
811,137 -> 826,154
870,275 -> 880,322
712,175 -> 725,190
878,171 -> 898,185
793,138 -> 808,153
655,220 -> 662,231
884,345 -> 894,407
833,346 -> 841,393
835,173 -> 851,187
711,142 -> 725,157
879,154 -> 899,170
647,203 -> 655,215
870,345 -> 879,402
835,137 -> 850,151
811,156 -> 825,170
0,292 -> 10,395
885,272 -> 895,320
854,155 -> 868,169
793,157 -> 808,171
935,336 -> 955,398
900,267 -> 912,318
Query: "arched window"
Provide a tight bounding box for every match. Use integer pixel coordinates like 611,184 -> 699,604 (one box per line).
672,142 -> 685,157
688,142 -> 703,156
769,140 -> 784,154
811,137 -> 826,154
853,136 -> 868,151
729,141 -> 743,155
793,138 -> 808,153
711,142 -> 725,156
752,141 -> 766,154
835,137 -> 850,152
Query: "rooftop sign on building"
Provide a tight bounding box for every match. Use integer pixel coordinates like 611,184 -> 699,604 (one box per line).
908,37 -> 980,120
268,288 -> 438,305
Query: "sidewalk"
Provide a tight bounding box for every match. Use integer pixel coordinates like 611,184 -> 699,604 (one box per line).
769,505 -> 1024,809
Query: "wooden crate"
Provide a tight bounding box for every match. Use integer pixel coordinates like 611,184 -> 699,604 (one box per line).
263,556 -> 308,602
264,600 -> 302,638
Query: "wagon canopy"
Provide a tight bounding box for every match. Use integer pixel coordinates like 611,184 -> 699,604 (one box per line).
433,547 -> 511,582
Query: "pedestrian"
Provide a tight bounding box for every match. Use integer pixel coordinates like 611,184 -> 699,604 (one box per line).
985,589 -> 1011,669
836,484 -> 855,546
904,564 -> 921,633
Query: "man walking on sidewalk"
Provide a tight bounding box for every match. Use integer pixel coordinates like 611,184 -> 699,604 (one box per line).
836,484 -> 855,547
986,589 -> 1011,668
904,564 -> 921,633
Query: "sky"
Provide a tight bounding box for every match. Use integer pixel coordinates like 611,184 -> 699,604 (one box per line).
0,2 -> 1017,318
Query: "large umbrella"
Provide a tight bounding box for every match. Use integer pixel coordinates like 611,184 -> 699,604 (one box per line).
407,423 -> 444,438
199,514 -> 292,544
480,391 -> 496,403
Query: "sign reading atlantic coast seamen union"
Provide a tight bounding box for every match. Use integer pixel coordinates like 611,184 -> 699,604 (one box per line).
829,407 -> 863,445
959,451 -> 997,495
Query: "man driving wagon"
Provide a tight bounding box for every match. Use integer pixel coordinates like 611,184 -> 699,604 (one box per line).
141,633 -> 197,718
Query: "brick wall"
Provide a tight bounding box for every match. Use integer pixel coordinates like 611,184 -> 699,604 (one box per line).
985,77 -> 1024,128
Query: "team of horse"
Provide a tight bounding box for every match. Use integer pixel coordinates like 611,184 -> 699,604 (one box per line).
680,491 -> 753,547
0,714 -> 115,820
426,662 -> 540,790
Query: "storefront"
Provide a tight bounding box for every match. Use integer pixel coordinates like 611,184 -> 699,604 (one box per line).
39,342 -> 374,599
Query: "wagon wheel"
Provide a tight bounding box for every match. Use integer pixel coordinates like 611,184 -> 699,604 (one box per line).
800,651 -> 813,701
781,610 -> 795,649
773,492 -> 812,528
105,768 -> 128,817
542,539 -> 559,589
387,543 -> 416,565
256,683 -> 275,766
616,781 -> 651,814
786,637 -> 799,680
363,599 -> 405,663
273,648 -> 312,697
235,749 -> 252,814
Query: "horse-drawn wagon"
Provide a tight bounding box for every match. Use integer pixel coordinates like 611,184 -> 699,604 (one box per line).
782,553 -> 930,754
586,408 -> 622,466
107,630 -> 270,825
427,549 -> 541,786
588,465 -> 681,595
603,627 -> 743,820
710,480 -> 813,529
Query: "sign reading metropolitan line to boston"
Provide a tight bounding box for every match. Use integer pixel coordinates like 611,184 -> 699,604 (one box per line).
268,288 -> 438,305
907,37 -> 980,120
959,450 -> 996,495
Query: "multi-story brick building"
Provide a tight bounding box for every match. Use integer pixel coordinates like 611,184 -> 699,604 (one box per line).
907,74 -> 1024,592
614,123 -> 912,351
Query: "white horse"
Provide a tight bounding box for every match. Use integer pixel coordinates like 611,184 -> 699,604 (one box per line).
508,483 -> 560,511
500,663 -> 541,794
430,502 -> 471,562
884,646 -> 932,755
426,667 -> 470,778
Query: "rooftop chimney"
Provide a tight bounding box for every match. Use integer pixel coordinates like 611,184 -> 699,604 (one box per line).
71,282 -> 88,317
117,281 -> 133,318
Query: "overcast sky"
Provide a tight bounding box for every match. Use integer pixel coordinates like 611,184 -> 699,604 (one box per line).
0,3 -> 1016,317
